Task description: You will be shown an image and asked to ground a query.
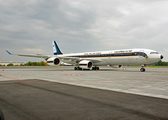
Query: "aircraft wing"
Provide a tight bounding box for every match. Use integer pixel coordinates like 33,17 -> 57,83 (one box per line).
6,50 -> 50,59
6,50 -> 102,63
80,58 -> 102,63
57,56 -> 102,63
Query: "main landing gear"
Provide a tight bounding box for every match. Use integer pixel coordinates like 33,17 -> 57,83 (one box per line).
92,66 -> 99,70
74,66 -> 100,70
74,67 -> 82,70
140,67 -> 145,72
140,65 -> 146,72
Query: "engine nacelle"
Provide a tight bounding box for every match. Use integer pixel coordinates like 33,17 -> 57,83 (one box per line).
47,57 -> 60,66
79,60 -> 93,69
110,65 -> 122,68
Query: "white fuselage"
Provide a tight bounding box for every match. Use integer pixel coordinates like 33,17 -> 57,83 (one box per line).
55,48 -> 162,66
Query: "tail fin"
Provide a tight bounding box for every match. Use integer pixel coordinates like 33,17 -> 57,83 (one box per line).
52,41 -> 63,55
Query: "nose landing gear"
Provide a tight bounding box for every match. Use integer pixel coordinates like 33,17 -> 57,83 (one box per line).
140,67 -> 145,72
140,65 -> 146,72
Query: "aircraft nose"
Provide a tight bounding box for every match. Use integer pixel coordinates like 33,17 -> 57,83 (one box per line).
160,55 -> 164,59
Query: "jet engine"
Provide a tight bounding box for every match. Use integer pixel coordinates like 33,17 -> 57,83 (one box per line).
79,60 -> 93,69
110,65 -> 122,68
47,57 -> 60,66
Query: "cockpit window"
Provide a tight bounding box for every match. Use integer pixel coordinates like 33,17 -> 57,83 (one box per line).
150,52 -> 159,54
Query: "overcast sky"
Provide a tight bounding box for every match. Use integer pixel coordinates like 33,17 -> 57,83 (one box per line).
1,0 -> 168,62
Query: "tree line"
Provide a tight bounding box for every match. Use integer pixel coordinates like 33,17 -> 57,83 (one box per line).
21,61 -> 48,66
0,61 -> 48,66
154,60 -> 168,66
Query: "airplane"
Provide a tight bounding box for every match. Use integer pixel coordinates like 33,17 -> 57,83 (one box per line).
6,41 -> 163,72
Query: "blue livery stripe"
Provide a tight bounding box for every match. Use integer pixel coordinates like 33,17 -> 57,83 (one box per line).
6,50 -> 11,55
67,52 -> 147,58
53,41 -> 63,55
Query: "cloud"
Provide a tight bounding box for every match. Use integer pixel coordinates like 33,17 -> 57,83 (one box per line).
160,48 -> 168,61
24,48 -> 43,53
0,0 -> 168,61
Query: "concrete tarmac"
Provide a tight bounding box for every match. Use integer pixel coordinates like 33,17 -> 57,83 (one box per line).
0,66 -> 168,120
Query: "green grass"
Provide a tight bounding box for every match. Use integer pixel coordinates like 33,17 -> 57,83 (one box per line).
146,66 -> 168,68
128,65 -> 168,68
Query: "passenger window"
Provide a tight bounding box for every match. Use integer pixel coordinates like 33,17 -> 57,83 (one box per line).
150,52 -> 159,54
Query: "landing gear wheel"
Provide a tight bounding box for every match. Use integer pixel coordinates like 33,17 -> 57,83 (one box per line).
92,67 -> 99,70
77,67 -> 82,70
140,68 -> 145,72
74,67 -> 82,70
0,109 -> 4,120
74,67 -> 77,70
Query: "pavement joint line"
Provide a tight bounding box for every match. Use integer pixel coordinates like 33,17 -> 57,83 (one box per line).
0,72 -> 5,73
0,75 -> 30,82
30,78 -> 168,100
57,78 -> 168,83
1,75 -> 168,83
1,76 -> 168,100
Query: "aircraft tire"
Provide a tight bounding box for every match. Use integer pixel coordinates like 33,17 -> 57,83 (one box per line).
92,67 -> 99,70
140,68 -> 145,72
79,67 -> 82,70
77,67 -> 82,70
0,109 -> 4,120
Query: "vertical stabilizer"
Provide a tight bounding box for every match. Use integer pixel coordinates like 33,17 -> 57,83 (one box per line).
52,41 -> 63,55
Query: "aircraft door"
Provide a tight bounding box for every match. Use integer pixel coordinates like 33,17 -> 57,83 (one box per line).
130,50 -> 144,65
139,50 -> 144,58
139,50 -> 147,64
